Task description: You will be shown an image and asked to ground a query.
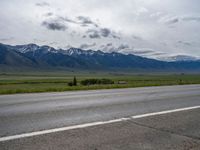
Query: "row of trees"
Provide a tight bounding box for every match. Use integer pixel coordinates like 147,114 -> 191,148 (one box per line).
68,77 -> 114,86
80,78 -> 114,85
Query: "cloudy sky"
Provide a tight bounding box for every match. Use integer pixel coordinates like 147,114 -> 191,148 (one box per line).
0,0 -> 200,59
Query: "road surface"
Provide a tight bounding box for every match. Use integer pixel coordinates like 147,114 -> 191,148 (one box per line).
0,84 -> 200,149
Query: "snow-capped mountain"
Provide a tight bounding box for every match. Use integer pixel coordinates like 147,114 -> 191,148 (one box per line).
11,44 -> 98,56
14,44 -> 40,53
12,44 -> 59,54
11,44 -> 199,62
65,48 -> 96,56
1,43 -> 200,71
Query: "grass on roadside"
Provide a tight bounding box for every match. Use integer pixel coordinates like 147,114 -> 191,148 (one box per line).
0,73 -> 200,94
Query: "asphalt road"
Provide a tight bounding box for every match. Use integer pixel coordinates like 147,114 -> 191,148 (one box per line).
1,108 -> 200,150
0,84 -> 200,149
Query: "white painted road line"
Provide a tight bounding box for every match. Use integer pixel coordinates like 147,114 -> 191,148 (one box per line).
0,105 -> 200,142
132,105 -> 200,119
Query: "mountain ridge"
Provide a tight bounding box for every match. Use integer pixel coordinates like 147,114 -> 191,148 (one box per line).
0,43 -> 200,72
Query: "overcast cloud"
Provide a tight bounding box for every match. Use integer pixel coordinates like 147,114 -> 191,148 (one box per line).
0,0 -> 200,58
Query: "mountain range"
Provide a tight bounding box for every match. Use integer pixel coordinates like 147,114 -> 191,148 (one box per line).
0,43 -> 200,72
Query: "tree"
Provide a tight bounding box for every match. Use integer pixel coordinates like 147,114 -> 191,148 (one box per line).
73,76 -> 77,86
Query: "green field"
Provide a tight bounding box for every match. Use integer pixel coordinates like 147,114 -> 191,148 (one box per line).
0,72 -> 200,94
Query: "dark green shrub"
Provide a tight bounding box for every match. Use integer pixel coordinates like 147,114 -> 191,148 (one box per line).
80,78 -> 114,85
100,79 -> 114,84
68,82 -> 73,86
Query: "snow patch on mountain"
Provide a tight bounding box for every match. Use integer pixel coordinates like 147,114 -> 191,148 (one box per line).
15,44 -> 39,53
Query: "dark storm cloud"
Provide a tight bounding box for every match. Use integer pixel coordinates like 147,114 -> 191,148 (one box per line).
49,15 -> 99,27
42,20 -> 67,31
118,44 -> 129,50
41,14 -> 120,39
77,16 -> 98,27
77,17 -> 120,39
100,43 -> 131,53
35,2 -> 50,7
44,12 -> 54,17
41,16 -> 75,31
165,18 -> 179,24
86,28 -> 120,39
100,43 -> 113,48
86,29 -> 101,39
82,35 -> 87,38
112,34 -> 120,39
59,16 -> 77,24
100,28 -> 120,39
45,15 -> 98,27
106,43 -> 112,46
79,42 -> 96,49
89,32 -> 101,39
100,28 -> 111,37
159,15 -> 180,25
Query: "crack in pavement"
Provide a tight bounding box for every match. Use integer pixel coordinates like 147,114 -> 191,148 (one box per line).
130,120 -> 200,141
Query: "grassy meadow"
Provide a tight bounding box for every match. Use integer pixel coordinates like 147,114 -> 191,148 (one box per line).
0,72 -> 200,94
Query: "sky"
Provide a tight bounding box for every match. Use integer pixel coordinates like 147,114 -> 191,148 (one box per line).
0,0 -> 200,59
